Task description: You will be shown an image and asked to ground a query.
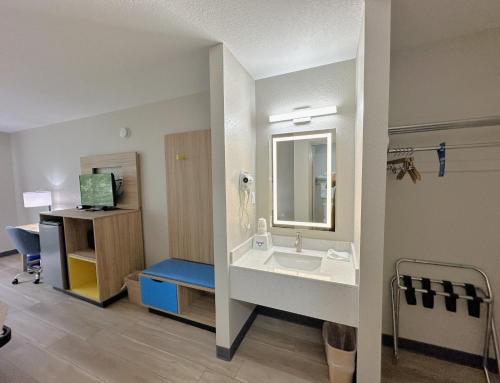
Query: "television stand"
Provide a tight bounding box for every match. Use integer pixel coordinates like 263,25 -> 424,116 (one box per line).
40,208 -> 144,306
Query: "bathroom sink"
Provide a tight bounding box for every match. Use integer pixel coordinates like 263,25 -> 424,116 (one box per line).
230,239 -> 358,326
264,251 -> 322,272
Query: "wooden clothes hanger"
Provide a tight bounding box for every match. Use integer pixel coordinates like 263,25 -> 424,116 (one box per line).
387,155 -> 422,184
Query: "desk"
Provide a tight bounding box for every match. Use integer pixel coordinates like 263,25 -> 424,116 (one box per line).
16,223 -> 39,234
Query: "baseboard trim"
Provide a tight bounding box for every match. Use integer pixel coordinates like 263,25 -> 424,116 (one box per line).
0,250 -> 17,257
216,305 -> 322,362
382,334 -> 498,373
54,287 -> 126,308
148,308 -> 216,333
256,305 -> 323,328
216,307 -> 258,361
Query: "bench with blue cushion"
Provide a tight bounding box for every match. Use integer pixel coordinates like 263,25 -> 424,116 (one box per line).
142,259 -> 214,289
139,259 -> 215,318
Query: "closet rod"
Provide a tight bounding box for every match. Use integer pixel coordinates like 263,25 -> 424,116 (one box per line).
388,115 -> 500,135
387,141 -> 500,154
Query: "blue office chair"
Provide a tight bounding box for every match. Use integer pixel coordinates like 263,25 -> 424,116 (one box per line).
5,227 -> 41,284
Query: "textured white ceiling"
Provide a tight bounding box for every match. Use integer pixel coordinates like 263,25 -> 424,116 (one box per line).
392,0 -> 500,51
0,0 -> 363,132
0,3 -> 211,132
163,0 -> 364,79
4,0 -> 499,132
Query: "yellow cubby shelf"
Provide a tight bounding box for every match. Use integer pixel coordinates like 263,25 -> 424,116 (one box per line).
67,256 -> 99,301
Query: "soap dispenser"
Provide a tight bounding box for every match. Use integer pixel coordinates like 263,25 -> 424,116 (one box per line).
253,218 -> 272,250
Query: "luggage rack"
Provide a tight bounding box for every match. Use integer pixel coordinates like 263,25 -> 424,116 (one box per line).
391,258 -> 500,383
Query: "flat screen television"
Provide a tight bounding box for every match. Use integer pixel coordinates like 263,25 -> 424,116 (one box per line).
79,173 -> 116,208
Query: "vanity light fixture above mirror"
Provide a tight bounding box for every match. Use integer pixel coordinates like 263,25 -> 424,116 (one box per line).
269,105 -> 338,124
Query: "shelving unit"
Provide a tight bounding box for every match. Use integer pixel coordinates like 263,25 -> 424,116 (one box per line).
38,152 -> 144,307
178,285 -> 216,327
140,272 -> 215,330
68,256 -> 99,301
63,217 -> 99,300
68,249 -> 96,262
64,218 -> 94,253
41,209 -> 144,306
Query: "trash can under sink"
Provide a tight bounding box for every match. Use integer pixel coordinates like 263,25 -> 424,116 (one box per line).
323,321 -> 357,383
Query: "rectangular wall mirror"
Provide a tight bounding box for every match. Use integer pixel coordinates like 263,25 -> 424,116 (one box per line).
272,130 -> 336,230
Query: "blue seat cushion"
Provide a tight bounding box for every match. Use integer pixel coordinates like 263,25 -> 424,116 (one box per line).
142,259 -> 215,289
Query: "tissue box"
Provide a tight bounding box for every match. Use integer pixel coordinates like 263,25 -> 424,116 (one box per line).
253,233 -> 272,250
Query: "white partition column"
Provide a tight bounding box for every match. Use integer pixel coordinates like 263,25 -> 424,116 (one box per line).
209,43 -> 257,359
354,1 -> 392,382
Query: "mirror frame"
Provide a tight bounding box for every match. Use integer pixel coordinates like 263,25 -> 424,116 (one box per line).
272,131 -> 333,229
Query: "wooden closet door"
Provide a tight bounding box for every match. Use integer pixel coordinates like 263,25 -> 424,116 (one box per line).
165,130 -> 214,264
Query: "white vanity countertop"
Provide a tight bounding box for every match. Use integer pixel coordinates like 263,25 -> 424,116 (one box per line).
231,245 -> 357,286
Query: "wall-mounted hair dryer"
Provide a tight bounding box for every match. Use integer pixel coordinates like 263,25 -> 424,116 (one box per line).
239,171 -> 254,232
239,171 -> 254,190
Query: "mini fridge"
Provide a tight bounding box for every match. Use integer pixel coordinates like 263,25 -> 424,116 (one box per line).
40,221 -> 69,290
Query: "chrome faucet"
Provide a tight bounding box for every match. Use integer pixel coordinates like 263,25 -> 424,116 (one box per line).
295,232 -> 302,253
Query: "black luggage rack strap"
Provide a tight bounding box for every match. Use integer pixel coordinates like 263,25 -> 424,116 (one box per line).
397,275 -> 490,303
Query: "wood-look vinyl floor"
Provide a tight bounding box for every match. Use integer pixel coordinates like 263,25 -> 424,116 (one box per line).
0,254 -> 485,383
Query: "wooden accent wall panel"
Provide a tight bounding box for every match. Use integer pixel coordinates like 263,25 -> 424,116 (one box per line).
80,152 -> 141,210
165,130 -> 214,265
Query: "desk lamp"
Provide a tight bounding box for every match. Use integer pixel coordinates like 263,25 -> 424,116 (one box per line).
23,191 -> 52,211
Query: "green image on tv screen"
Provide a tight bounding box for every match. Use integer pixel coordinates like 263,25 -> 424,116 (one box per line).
79,174 -> 115,207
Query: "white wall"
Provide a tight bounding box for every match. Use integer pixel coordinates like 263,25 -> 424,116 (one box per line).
355,1 -> 391,382
256,60 -> 356,241
0,133 -> 18,252
353,16 -> 365,268
210,44 -> 256,349
9,91 -> 210,267
389,27 -> 500,126
384,27 -> 500,356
